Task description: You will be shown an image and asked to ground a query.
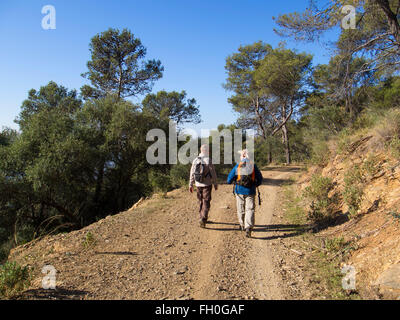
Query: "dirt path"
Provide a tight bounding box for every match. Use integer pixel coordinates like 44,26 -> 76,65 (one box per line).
11,166 -> 301,300
191,167 -> 297,300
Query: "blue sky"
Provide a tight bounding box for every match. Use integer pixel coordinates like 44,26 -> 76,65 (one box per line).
0,0 -> 338,133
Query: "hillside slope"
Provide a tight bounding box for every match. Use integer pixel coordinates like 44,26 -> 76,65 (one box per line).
9,168 -> 301,300
296,133 -> 400,299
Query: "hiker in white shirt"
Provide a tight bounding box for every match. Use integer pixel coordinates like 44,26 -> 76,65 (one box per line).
189,144 -> 218,228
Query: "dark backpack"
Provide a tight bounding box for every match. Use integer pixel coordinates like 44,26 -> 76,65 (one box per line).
194,157 -> 211,183
236,161 -> 255,188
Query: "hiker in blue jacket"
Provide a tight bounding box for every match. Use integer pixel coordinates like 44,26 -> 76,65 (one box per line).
227,149 -> 263,238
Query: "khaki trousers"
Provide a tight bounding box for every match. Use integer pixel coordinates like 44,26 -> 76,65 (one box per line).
236,194 -> 255,230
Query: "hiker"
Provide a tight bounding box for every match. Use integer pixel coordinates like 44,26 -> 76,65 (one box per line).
227,149 -> 263,238
189,144 -> 218,228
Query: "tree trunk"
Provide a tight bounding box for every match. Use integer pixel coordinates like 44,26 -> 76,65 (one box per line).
268,140 -> 273,164
280,104 -> 291,165
255,97 -> 268,140
375,0 -> 400,44
14,218 -> 18,246
282,124 -> 291,165
118,63 -> 123,99
345,89 -> 358,123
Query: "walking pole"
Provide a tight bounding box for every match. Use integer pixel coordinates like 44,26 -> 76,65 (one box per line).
257,187 -> 262,206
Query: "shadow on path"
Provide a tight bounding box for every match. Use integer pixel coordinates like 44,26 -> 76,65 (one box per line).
19,287 -> 89,300
253,224 -> 308,232
205,221 -> 310,238
262,177 -> 294,186
261,166 -> 303,173
95,251 -> 137,256
251,223 -> 310,240
251,231 -> 305,240
204,220 -> 239,231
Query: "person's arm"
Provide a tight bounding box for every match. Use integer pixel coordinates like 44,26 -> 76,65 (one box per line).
226,165 -> 238,184
189,160 -> 196,192
254,165 -> 263,187
209,163 -> 218,190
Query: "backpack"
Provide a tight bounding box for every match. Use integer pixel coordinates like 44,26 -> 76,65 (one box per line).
194,157 -> 211,183
236,160 -> 255,188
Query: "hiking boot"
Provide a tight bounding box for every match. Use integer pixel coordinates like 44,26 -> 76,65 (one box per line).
245,228 -> 251,238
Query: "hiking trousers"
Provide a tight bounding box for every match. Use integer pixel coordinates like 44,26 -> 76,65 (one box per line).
236,194 -> 255,230
196,186 -> 212,222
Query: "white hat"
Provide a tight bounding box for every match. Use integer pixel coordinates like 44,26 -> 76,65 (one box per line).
238,149 -> 249,160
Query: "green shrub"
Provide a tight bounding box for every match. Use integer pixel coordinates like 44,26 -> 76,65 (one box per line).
303,174 -> 334,224
82,231 -> 96,249
386,109 -> 400,136
307,201 -> 326,224
389,137 -> 400,158
148,170 -> 172,193
361,154 -> 380,178
343,166 -> 364,216
345,164 -> 363,184
0,239 -> 13,264
310,140 -> 330,167
352,109 -> 383,130
336,128 -> 353,155
372,77 -> 400,110
304,175 -> 334,201
325,237 -> 346,252
307,104 -> 347,137
375,109 -> 400,140
15,224 -> 35,246
0,261 -> 31,299
169,163 -> 191,188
